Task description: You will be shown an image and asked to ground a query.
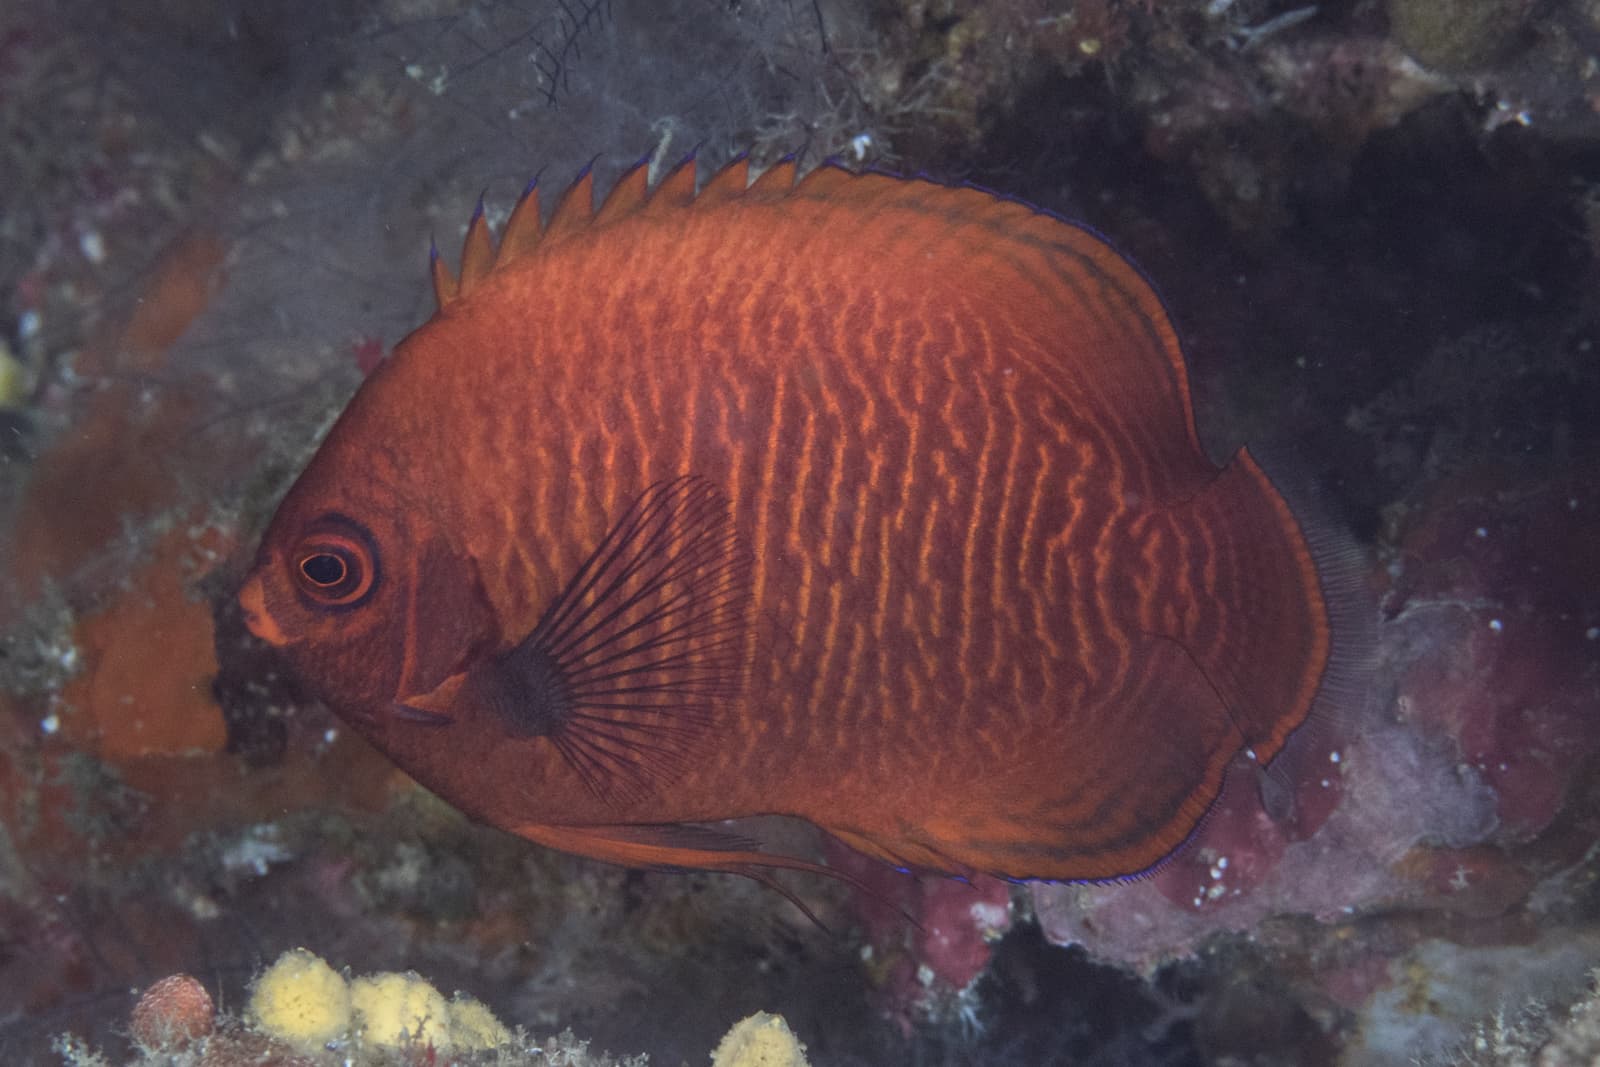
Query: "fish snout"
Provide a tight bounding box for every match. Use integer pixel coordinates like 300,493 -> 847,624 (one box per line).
237,573 -> 289,647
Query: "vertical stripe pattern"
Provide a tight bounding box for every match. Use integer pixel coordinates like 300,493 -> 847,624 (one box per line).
276,162 -> 1334,881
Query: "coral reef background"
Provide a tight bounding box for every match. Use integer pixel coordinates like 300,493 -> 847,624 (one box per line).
3,0 -> 1599,1064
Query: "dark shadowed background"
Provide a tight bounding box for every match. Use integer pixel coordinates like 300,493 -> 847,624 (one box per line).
3,1 -> 1599,1064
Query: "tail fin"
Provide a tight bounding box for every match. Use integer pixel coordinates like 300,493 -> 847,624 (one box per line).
1159,448 -> 1369,767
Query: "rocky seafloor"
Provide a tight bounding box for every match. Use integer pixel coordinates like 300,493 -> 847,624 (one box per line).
3,1 -> 1599,1064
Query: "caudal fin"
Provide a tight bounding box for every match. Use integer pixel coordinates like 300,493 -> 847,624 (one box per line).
1161,448 -> 1372,768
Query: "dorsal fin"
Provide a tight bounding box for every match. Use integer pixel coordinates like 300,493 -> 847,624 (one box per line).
644,154 -> 698,216
430,154 -> 871,311
793,161 -> 858,202
545,167 -> 596,238
593,161 -> 650,226
747,157 -> 798,200
457,197 -> 495,296
429,240 -> 458,310
696,155 -> 750,206
496,179 -> 543,264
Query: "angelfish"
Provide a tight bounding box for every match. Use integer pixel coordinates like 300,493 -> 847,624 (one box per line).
237,157 -> 1359,891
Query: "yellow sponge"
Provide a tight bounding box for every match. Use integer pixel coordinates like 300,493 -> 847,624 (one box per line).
247,948 -> 352,1053
246,949 -> 513,1055
349,971 -> 453,1049
449,993 -> 513,1049
711,1012 -> 810,1067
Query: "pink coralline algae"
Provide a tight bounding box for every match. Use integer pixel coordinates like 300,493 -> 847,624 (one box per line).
1033,464 -> 1600,974
827,840 -> 1013,1031
1386,469 -> 1600,842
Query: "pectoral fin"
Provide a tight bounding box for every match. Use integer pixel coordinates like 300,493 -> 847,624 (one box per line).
405,477 -> 755,808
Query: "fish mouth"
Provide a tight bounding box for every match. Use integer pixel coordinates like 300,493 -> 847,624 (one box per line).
237,574 -> 288,647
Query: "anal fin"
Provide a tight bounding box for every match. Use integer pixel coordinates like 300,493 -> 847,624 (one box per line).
513,820 -> 898,928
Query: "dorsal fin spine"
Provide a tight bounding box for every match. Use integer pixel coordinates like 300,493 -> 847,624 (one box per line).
546,166 -> 597,237
457,193 -> 496,294
792,160 -> 857,201
749,158 -> 798,198
646,155 -> 698,214
698,154 -> 751,204
430,236 -> 458,310
496,179 -> 544,265
594,160 -> 650,225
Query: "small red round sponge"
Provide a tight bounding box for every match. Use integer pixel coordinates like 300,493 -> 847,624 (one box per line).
130,973 -> 215,1048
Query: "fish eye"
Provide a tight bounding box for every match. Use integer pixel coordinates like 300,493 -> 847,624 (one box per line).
290,516 -> 379,610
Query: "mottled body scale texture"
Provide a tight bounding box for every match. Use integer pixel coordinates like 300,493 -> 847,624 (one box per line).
242,160 -> 1331,882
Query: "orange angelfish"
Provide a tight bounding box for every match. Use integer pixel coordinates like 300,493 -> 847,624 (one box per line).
237,157 -> 1360,892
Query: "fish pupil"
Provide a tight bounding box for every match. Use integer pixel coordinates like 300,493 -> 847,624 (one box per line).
301,553 -> 347,587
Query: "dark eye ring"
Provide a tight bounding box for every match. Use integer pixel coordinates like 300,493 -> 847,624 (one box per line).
291,518 -> 378,609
